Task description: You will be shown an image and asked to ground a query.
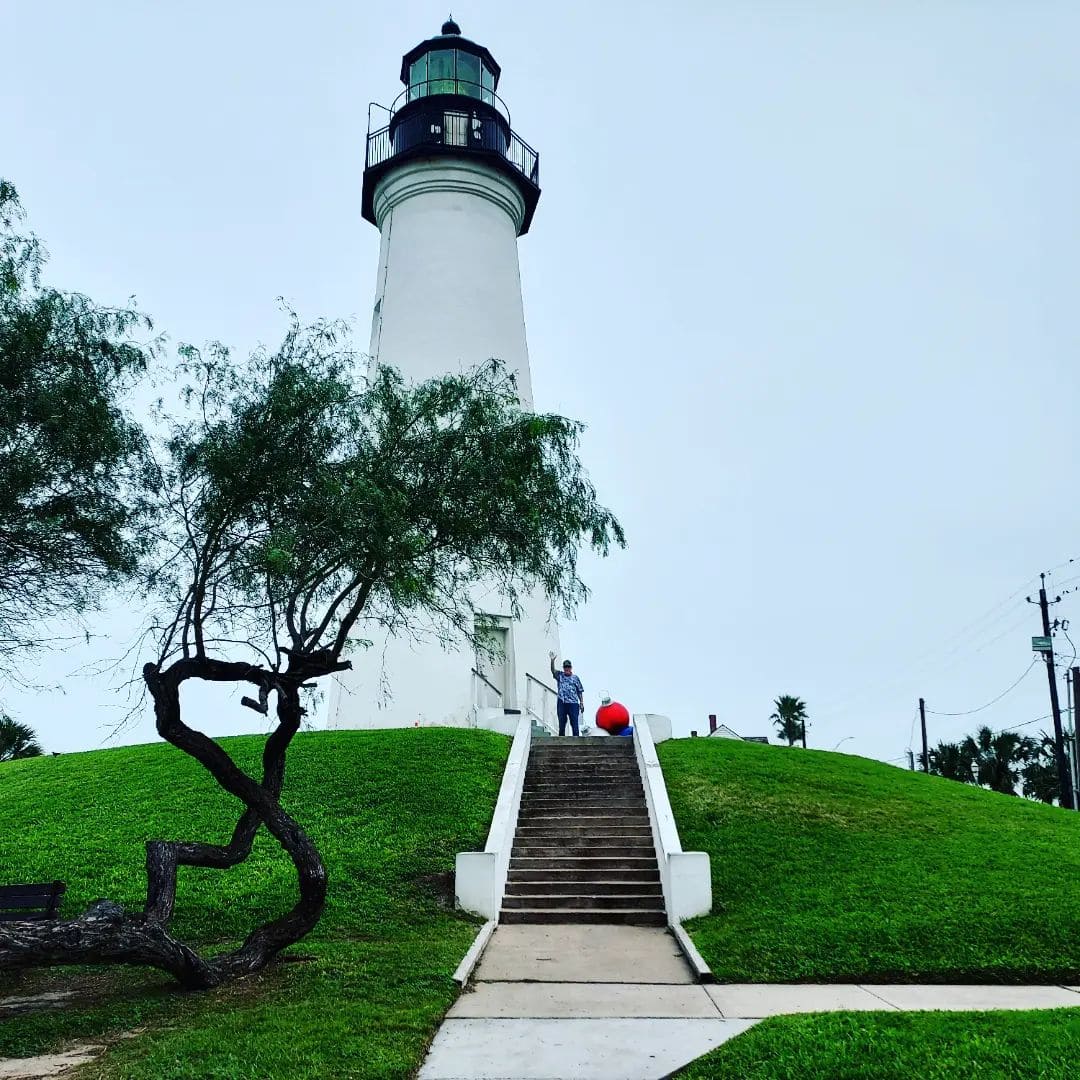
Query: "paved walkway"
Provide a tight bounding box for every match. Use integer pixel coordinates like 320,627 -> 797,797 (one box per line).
419,925 -> 1080,1080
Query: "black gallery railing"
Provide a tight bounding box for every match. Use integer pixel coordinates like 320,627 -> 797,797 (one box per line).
366,109 -> 540,188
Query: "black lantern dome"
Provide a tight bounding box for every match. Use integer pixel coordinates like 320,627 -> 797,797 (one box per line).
362,22 -> 540,235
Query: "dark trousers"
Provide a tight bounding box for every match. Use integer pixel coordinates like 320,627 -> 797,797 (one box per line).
557,700 -> 580,737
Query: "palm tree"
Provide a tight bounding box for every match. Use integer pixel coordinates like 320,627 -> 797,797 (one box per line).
770,695 -> 809,748
1022,732 -> 1061,804
927,740 -> 975,783
0,713 -> 43,761
961,725 -> 1035,795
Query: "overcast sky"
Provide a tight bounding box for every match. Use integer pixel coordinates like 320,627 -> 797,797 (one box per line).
4,1 -> 1080,766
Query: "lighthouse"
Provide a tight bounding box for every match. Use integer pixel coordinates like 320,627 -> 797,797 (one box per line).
328,20 -> 560,734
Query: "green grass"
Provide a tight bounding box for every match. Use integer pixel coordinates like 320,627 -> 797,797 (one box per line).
0,728 -> 509,1078
659,737 -> 1080,983
676,1009 -> 1080,1079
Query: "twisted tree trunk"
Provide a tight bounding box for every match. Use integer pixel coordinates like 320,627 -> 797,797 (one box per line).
0,654 -> 344,989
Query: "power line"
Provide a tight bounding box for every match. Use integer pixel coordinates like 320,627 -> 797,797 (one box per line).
1059,625 -> 1077,672
814,600 -> 1031,718
926,657 -> 1040,717
1003,713 -> 1053,732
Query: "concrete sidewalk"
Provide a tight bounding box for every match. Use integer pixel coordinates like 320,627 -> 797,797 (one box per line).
418,925 -> 1080,1080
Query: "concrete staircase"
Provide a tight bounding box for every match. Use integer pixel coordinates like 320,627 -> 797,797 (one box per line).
500,738 -> 666,925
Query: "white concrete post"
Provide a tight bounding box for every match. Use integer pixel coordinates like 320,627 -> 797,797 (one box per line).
455,715 -> 532,918
633,715 -> 712,922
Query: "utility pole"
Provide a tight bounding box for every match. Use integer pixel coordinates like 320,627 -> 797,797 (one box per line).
1073,667 -> 1080,803
1067,670 -> 1079,799
1029,575 -> 1075,809
906,749 -> 915,771
919,697 -> 929,773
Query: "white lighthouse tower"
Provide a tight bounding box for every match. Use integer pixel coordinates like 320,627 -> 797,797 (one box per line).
328,20 -> 559,734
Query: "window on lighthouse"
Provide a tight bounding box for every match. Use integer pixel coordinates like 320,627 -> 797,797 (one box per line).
408,55 -> 427,100
456,51 -> 480,98
428,49 -> 454,94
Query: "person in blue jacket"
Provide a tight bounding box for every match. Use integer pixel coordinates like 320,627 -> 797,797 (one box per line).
549,651 -> 584,737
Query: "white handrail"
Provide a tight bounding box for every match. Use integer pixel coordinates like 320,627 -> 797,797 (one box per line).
524,671 -> 558,734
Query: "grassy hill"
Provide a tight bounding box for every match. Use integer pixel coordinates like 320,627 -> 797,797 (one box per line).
677,1009 -> 1080,1080
0,728 -> 509,1079
659,736 -> 1080,983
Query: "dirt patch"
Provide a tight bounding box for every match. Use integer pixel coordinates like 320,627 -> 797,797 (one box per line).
0,1044 -> 102,1079
415,870 -> 456,909
0,992 -> 76,1016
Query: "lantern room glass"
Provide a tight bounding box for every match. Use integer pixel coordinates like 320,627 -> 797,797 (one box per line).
406,49 -> 498,104
408,55 -> 427,100
456,51 -> 480,98
427,49 -> 454,94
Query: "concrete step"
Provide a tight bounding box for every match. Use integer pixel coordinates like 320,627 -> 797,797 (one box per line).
514,830 -> 654,843
523,781 -> 642,792
512,842 -> 654,859
509,856 -> 660,872
528,758 -> 636,767
503,892 -> 664,911
529,747 -> 635,756
525,773 -> 641,783
522,789 -> 643,800
516,812 -> 648,820
499,908 -> 667,926
527,760 -> 639,768
520,794 -> 643,803
526,764 -> 641,773
515,821 -> 651,833
504,879 -> 663,897
516,803 -> 643,812
528,757 -> 637,765
533,739 -> 633,744
523,777 -> 643,785
508,866 -> 661,882
511,829 -> 648,838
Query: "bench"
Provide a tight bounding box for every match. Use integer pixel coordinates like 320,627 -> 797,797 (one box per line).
0,881 -> 66,921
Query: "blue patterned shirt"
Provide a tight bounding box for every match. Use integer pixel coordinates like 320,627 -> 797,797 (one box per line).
554,671 -> 584,704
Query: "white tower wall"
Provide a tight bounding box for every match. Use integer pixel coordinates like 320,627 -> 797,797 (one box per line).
368,159 -> 535,404
328,157 -> 560,733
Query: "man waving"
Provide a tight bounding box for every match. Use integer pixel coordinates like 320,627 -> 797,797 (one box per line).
549,651 -> 584,737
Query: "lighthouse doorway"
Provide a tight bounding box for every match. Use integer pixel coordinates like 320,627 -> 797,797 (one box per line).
475,616 -> 516,708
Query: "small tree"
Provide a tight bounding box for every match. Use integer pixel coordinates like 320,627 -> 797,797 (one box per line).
961,725 -> 1035,796
0,713 -> 42,760
927,740 -> 975,783
1022,732 -> 1061,804
770,695 -> 809,747
0,324 -> 623,988
0,181 -> 153,670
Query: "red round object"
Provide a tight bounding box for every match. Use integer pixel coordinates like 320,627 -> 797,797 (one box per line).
595,700 -> 630,734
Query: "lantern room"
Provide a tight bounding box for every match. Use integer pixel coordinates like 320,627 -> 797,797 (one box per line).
402,19 -> 501,104
361,20 -> 541,235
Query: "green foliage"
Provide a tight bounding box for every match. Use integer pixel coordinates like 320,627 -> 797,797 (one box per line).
0,728 -> 508,1077
927,738 -> 974,782
676,1009 -> 1080,1079
1022,732 -> 1061,804
0,712 -> 41,759
151,324 -> 623,671
660,737 -> 1080,982
961,725 -> 1036,796
0,181 -> 153,662
931,726 -> 1060,802
769,694 -> 808,747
